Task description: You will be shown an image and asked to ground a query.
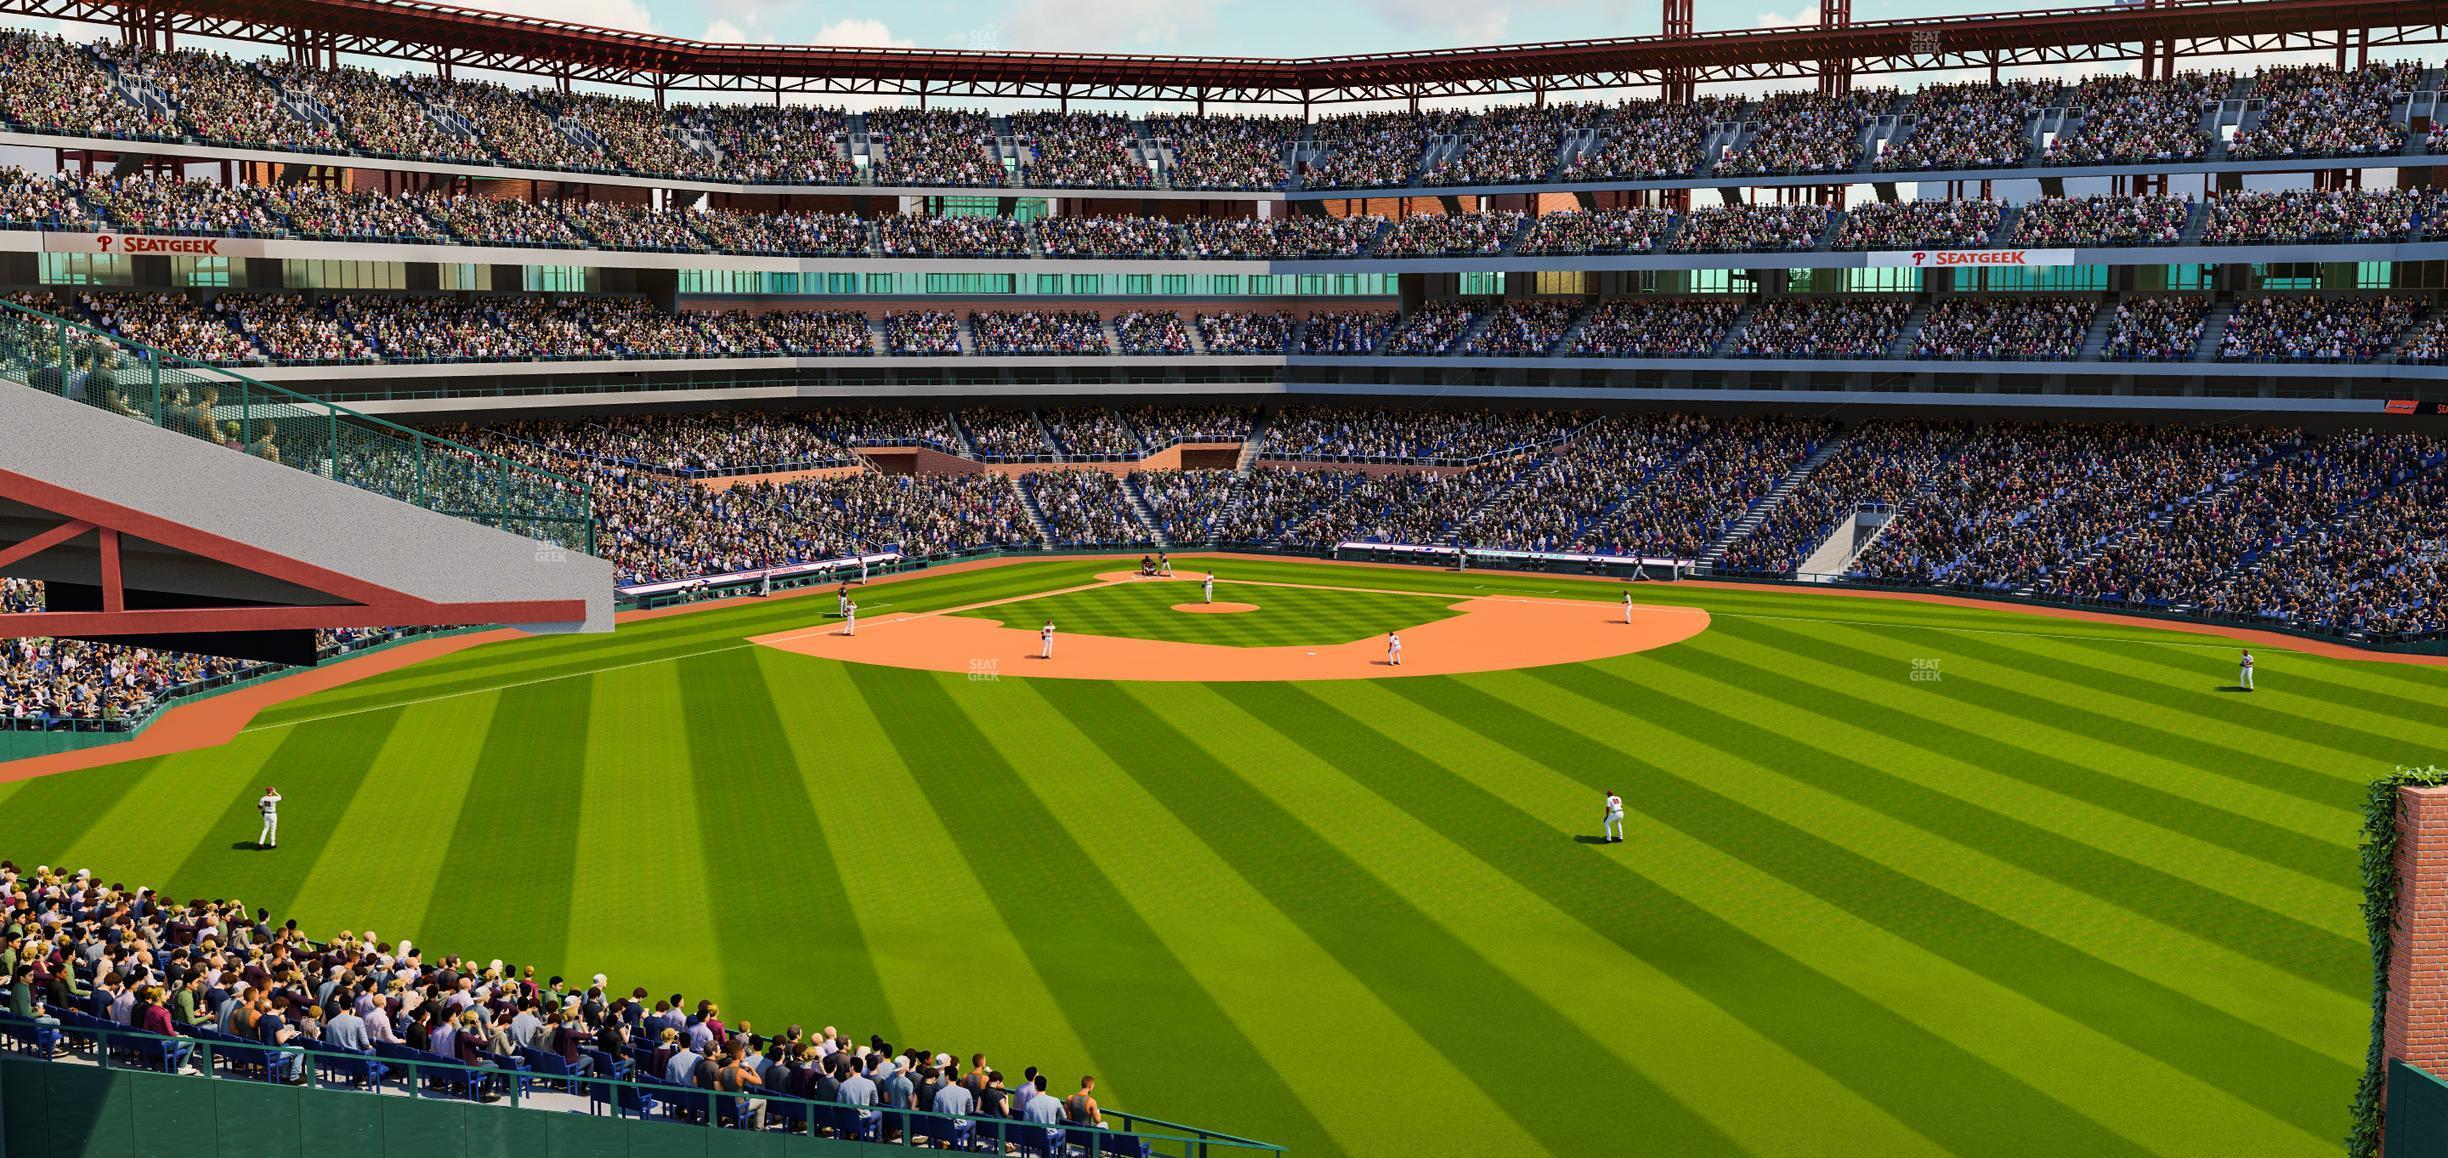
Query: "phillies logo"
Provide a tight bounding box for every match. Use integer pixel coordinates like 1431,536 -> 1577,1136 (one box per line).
95,235 -> 111,252
91,235 -> 219,255
1910,250 -> 1926,266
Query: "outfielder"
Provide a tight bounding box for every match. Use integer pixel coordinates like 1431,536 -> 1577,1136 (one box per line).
1386,631 -> 1403,666
1622,590 -> 1633,624
1601,791 -> 1624,844
2239,648 -> 2255,692
1041,621 -> 1056,660
257,786 -> 282,850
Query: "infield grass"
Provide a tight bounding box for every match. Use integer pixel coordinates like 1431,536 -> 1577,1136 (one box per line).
2,554 -> 2436,1157
953,574 -> 1461,647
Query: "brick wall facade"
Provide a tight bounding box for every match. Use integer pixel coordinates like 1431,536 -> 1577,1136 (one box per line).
2385,787 -> 2448,1083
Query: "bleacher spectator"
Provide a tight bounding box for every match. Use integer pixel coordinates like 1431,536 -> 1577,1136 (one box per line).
1012,112 -> 1151,188
1571,299 -> 1738,356
1910,296 -> 2093,361
1146,113 -> 1298,190
1559,97 -> 1739,181
1734,297 -> 1912,358
2044,73 -> 2226,165
1036,215 -> 1186,259
1669,202 -> 1829,253
2011,194 -> 2192,247
1517,207 -> 1671,255
0,169 -> 95,231
866,109 -> 1002,187
1381,301 -> 1483,355
883,311 -> 961,356
673,105 -> 851,185
1877,81 -> 2046,171
1026,470 -> 1148,544
2202,188 -> 2422,245
1423,103 -> 1592,186
1262,405 -> 1575,465
1041,408 -> 1145,458
969,311 -> 1108,355
2219,295 -> 2423,362
955,409 -> 1054,460
1129,468 -> 1239,541
1111,312 -> 1194,355
1194,312 -> 1291,354
1722,420 -> 1962,573
2101,297 -> 2208,362
1373,211 -> 1525,257
1304,110 -> 1463,189
1180,215 -> 1380,258
685,209 -> 870,257
1715,91 -> 1888,176
1123,405 -> 1252,449
1298,310 -> 1394,354
873,213 -> 1029,258
1464,300 -> 1578,356
1832,199 -> 2002,250
215,293 -> 373,364
2229,63 -> 2417,160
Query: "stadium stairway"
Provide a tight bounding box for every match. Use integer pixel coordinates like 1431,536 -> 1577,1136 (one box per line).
1988,205 -> 2023,247
2192,302 -> 2236,362
1552,307 -> 1598,356
1885,303 -> 1934,359
1028,410 -> 1064,458
1236,412 -> 1272,472
1118,475 -> 1169,548
1448,307 -> 1501,355
2178,201 -> 2212,244
1010,475 -> 1057,549
953,316 -> 978,356
2076,301 -> 2122,358
1700,429 -> 1852,567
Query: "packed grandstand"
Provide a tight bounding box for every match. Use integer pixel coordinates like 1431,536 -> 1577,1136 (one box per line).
5,404 -> 2444,735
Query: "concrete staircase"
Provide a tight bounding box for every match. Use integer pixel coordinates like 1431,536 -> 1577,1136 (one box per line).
2076,301 -> 2122,358
1120,474 -> 1171,548
1699,430 -> 1852,566
2192,302 -> 2235,362
1237,411 -> 1273,471
1886,303 -> 1934,359
1011,474 -> 1057,549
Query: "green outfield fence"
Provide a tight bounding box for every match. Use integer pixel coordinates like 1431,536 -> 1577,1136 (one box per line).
2389,1061 -> 2448,1155
0,299 -> 594,554
0,1021 -> 1282,1158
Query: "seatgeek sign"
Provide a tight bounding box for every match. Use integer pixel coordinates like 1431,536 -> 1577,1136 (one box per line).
1869,248 -> 2075,269
43,233 -> 268,257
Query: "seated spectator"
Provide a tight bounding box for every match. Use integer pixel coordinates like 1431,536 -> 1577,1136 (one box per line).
969,310 -> 1108,355
866,109 -> 1002,187
561,200 -> 712,253
1195,312 -> 1291,354
1036,215 -> 1186,259
2045,72 -> 2225,165
1422,102 -> 1593,186
266,183 -> 445,242
2101,297 -> 2208,361
0,31 -> 176,140
1111,311 -> 1193,355
2202,188 -> 2422,244
874,214 -> 1028,258
1668,202 -> 1828,253
1910,296 -> 2093,361
1040,408 -> 1144,459
1298,310 -> 1395,354
883,311 -> 961,356
1373,211 -> 1525,258
1559,97 -> 1738,181
1714,91 -> 1888,176
685,209 -> 870,256
2219,295 -> 2422,362
1463,301 -> 1578,356
2229,63 -> 2416,160
261,60 -> 487,162
673,104 -> 852,184
215,293 -> 374,364
1721,420 -> 1963,573
1734,297 -> 1912,358
1128,468 -> 1240,540
1517,207 -> 1671,256
1381,301 -> 1483,355
1122,405 -> 1252,450
1303,109 -> 1464,189
1261,405 -> 1575,465
411,192 -> 589,248
76,290 -> 263,365
550,90 -> 714,178
0,168 -> 96,231
82,173 -> 279,237
1832,199 -> 2002,250
1571,299 -> 1740,357
1180,215 -> 1380,258
2011,194 -> 2191,247
1025,470 -> 1149,544
1876,81 -> 2045,171
1013,112 -> 1151,188
955,409 -> 1054,460
1147,113 -> 1298,190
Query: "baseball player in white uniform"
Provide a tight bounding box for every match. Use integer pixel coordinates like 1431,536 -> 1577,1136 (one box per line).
1622,590 -> 1634,624
2239,649 -> 2255,692
1203,572 -> 1215,605
257,786 -> 283,850
1386,631 -> 1403,666
1041,621 -> 1056,660
1601,791 -> 1624,843
843,600 -> 857,637
1157,553 -> 1173,577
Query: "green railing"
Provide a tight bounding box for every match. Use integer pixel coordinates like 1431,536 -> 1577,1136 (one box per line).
0,298 -> 595,554
0,1018 -> 1282,1158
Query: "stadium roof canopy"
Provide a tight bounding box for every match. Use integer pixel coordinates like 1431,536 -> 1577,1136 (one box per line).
8,0 -> 2444,103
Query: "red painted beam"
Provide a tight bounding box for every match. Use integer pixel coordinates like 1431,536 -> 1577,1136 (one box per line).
0,599 -> 589,636
0,519 -> 92,571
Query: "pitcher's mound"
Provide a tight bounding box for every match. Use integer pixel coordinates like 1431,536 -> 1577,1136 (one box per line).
1174,601 -> 1258,614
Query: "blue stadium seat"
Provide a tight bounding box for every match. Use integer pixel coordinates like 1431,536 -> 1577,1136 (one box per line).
310,1046 -> 388,1091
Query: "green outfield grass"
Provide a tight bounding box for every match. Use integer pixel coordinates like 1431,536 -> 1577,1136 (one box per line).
2,554 -> 2437,1156
953,574 -> 1461,646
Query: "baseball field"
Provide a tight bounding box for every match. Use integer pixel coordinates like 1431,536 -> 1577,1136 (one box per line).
4,554 -> 2438,1157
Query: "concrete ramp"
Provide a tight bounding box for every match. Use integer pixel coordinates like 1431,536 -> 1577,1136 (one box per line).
0,381 -> 609,655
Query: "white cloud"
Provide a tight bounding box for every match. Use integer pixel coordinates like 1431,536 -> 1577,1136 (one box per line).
1753,7 -> 1815,28
813,17 -> 914,48
701,19 -> 753,43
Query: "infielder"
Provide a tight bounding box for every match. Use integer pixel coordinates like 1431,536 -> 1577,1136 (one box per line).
1601,791 -> 1624,844
1622,590 -> 1633,624
257,786 -> 283,850
2239,648 -> 2255,692
1041,621 -> 1056,660
843,600 -> 858,637
1203,572 -> 1215,605
1386,631 -> 1403,666
836,582 -> 852,618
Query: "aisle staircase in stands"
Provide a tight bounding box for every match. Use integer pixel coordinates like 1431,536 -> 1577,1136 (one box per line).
1119,475 -> 1170,548
2076,303 -> 2122,358
1011,475 -> 1058,549
1886,303 -> 1934,359
2192,303 -> 2236,361
1700,430 -> 1852,566
2021,440 -> 2311,596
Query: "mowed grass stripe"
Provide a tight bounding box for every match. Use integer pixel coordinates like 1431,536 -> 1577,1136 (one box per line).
564,662 -> 729,1013
1646,632 -> 2364,990
45,749 -> 251,889
1220,679 -> 2132,1157
983,679 -> 1522,1158
1388,673 -> 2355,1139
1865,623 -> 2415,791
2046,635 -> 2448,761
1043,679 -> 1741,1158
1562,654 -> 2362,1059
761,653 -> 1097,1073
282,695 -> 502,944
1169,680 -> 1944,1158
1314,676 -> 2326,1157
1715,617 -> 2354,853
840,664 -> 1334,1157
674,650 -> 892,1033
159,709 -> 405,914
417,678 -> 593,974
1678,626 -> 2355,913
1754,617 -> 2358,814
958,579 -> 1457,648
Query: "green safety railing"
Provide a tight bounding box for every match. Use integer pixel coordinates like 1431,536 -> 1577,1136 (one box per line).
0,1016 -> 1283,1158
0,298 -> 595,555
